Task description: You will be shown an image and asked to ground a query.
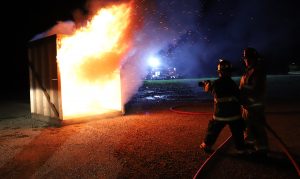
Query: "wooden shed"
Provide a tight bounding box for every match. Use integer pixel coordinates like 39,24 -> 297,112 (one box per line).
28,34 -> 124,125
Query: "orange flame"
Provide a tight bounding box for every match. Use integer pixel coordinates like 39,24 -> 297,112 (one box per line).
57,3 -> 131,119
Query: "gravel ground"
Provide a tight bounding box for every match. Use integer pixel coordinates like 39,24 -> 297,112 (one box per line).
0,75 -> 299,178
0,101 -> 218,178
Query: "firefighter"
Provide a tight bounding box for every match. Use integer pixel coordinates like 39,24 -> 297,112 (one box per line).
240,47 -> 269,156
200,59 -> 246,154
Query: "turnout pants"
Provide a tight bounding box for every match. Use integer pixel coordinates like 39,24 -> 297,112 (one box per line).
243,107 -> 269,150
204,118 -> 245,150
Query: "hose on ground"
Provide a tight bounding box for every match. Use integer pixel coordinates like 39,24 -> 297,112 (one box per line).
265,122 -> 300,177
193,135 -> 232,179
169,105 -> 212,115
170,104 -> 300,177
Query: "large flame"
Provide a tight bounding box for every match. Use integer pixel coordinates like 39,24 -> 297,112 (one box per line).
57,3 -> 131,119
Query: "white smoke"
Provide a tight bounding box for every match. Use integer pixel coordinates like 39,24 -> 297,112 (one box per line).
28,1 -> 176,106
30,21 -> 76,41
120,22 -> 177,104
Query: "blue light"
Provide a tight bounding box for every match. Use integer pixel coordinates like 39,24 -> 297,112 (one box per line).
148,57 -> 161,68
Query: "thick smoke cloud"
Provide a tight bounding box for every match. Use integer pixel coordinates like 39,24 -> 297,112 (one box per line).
134,0 -> 298,76
30,0 -> 298,78
28,0 -> 298,103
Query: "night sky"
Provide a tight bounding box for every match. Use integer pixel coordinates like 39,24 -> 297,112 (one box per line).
2,0 -> 299,100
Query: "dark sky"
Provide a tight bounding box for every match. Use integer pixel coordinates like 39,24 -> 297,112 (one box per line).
1,0 -> 299,99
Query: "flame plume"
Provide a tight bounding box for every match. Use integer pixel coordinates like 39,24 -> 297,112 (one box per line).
57,3 -> 132,119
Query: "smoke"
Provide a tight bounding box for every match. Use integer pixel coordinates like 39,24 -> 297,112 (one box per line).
29,0 -> 298,105
30,21 -> 76,41
120,0 -> 218,78
127,0 -> 299,76
121,0 -> 211,102
143,0 -> 243,77
120,0 -> 187,103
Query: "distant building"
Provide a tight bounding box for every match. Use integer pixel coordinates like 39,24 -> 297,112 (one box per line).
288,62 -> 300,74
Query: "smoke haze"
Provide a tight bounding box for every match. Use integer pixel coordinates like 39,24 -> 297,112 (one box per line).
129,0 -> 298,76
28,0 -> 299,103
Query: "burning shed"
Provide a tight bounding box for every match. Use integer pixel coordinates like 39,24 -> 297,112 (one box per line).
28,34 -> 125,124
28,3 -> 132,124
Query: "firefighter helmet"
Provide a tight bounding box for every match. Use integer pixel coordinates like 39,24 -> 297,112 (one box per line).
217,59 -> 232,72
243,47 -> 258,60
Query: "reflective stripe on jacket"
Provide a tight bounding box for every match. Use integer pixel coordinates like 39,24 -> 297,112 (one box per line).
213,114 -> 241,121
248,97 -> 264,108
239,65 -> 266,109
214,96 -> 238,103
205,77 -> 242,121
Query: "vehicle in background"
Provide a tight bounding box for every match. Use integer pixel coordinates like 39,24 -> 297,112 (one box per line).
145,67 -> 182,80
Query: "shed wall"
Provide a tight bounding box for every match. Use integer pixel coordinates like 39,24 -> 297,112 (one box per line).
28,35 -> 62,122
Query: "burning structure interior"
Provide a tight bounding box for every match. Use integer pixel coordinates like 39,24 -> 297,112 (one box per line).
28,34 -> 125,124
27,3 -> 133,124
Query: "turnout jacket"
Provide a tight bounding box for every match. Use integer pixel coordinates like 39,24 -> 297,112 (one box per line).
239,64 -> 266,109
204,77 -> 241,121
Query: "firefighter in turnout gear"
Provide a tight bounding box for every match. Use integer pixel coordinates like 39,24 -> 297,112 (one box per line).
240,47 -> 269,155
200,59 -> 246,154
